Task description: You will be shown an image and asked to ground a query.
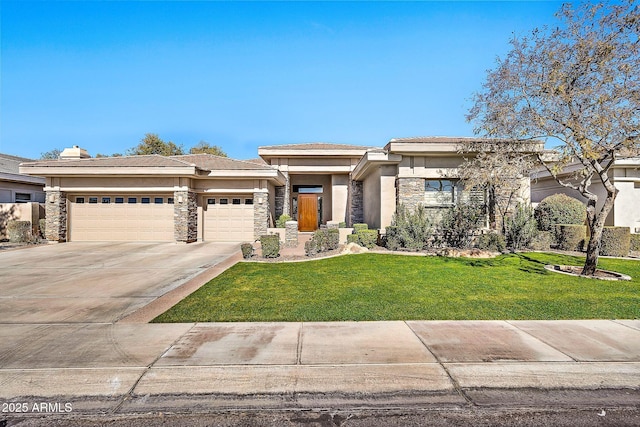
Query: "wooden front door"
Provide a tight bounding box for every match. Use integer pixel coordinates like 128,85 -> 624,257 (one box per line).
298,194 -> 318,231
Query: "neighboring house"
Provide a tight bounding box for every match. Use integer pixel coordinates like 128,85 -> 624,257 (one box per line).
1,153 -> 46,239
0,153 -> 45,204
531,156 -> 640,233
20,138 -> 540,243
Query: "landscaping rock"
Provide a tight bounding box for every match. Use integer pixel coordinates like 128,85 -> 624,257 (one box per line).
341,242 -> 368,255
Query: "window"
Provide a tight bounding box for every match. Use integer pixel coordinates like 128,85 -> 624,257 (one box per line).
424,179 -> 456,206
167,197 -> 174,204
89,197 -> 98,204
232,198 -> 241,205
128,197 -> 137,204
102,197 -> 111,204
244,198 -> 253,205
141,197 -> 150,204
76,197 -> 85,204
293,185 -> 323,194
220,198 -> 229,205
207,198 -> 216,205
115,197 -> 124,204
15,193 -> 31,203
154,197 -> 163,204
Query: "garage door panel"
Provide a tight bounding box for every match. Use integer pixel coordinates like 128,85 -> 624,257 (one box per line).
70,195 -> 174,242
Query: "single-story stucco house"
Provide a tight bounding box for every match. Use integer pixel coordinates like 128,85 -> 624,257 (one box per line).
19,138 -> 542,243
531,156 -> 640,233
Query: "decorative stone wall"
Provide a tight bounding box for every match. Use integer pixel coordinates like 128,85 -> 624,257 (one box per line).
396,177 -> 425,211
285,220 -> 298,247
174,190 -> 197,243
274,186 -> 285,219
254,191 -> 269,238
349,179 -> 363,226
45,190 -> 67,242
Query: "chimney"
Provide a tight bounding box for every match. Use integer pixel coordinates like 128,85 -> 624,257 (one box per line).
59,145 -> 91,159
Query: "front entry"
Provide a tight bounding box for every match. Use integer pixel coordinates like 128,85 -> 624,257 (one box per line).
298,194 -> 318,231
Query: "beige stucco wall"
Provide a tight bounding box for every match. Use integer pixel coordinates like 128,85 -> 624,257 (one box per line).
397,155 -> 463,179
331,175 -> 349,224
0,202 -> 43,238
362,168 -> 381,229
380,165 -> 398,230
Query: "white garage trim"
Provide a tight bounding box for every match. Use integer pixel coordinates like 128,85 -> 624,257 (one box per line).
69,195 -> 174,241
202,195 -> 255,242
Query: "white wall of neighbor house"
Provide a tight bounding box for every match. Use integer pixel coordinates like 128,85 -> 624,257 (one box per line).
0,182 -> 45,203
612,180 -> 640,232
331,174 -> 349,224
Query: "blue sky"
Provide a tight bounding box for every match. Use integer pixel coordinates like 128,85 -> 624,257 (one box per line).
1,1 -> 563,160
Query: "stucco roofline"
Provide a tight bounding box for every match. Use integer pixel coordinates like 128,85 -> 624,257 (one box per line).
258,143 -> 376,159
386,137 -> 544,155
206,168 -> 287,185
352,150 -> 402,181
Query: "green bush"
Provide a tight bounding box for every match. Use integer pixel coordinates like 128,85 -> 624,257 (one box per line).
504,203 -> 538,250
7,221 -> 32,243
475,232 -> 506,252
529,231 -> 553,251
535,194 -> 586,242
631,234 -> 640,252
305,228 -> 339,256
338,221 -> 347,228
437,202 -> 485,249
240,243 -> 254,259
600,227 -> 630,257
555,224 -> 587,251
385,204 -> 433,251
260,235 -> 280,258
347,234 -> 359,245
275,214 -> 292,228
356,229 -> 378,249
38,218 -> 46,239
353,223 -> 369,233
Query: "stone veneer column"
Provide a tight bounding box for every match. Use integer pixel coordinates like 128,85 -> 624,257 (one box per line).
274,186 -> 285,219
285,220 -> 298,247
349,179 -> 363,226
396,177 -> 425,211
174,190 -> 197,243
254,191 -> 269,238
274,173 -> 290,219
45,190 -> 67,242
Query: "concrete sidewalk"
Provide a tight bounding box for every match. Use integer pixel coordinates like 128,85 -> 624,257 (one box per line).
1,320 -> 639,416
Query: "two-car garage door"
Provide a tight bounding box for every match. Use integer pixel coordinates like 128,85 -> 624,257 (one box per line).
68,194 -> 255,242
69,195 -> 174,242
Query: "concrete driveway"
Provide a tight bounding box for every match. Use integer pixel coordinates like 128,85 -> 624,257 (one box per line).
0,242 -> 239,323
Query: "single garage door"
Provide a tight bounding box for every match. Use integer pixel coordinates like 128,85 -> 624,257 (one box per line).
202,196 -> 254,242
69,195 -> 174,241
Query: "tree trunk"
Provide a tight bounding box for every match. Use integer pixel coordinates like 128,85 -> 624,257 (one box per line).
581,192 -> 616,276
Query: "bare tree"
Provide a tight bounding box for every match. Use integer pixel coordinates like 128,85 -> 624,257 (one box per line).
468,1 -> 640,275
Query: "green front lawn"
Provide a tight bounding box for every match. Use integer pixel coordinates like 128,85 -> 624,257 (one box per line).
152,252 -> 640,322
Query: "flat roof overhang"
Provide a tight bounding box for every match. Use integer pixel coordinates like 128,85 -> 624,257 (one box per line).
352,151 -> 402,181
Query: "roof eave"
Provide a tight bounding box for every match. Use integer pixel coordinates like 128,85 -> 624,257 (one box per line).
19,166 -> 199,176
352,151 -> 402,181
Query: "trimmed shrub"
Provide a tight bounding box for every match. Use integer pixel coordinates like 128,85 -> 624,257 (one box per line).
260,235 -> 280,258
475,232 -> 506,252
600,227 -> 631,257
38,218 -> 46,239
555,224 -> 587,251
304,228 -> 339,256
356,229 -> 378,249
353,223 -> 369,233
338,221 -> 347,228
504,203 -> 538,250
437,202 -> 485,249
529,231 -> 553,251
385,204 -> 432,251
240,243 -> 254,259
7,221 -> 32,243
275,214 -> 292,228
631,234 -> 640,252
535,194 -> 586,242
346,234 -> 359,245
